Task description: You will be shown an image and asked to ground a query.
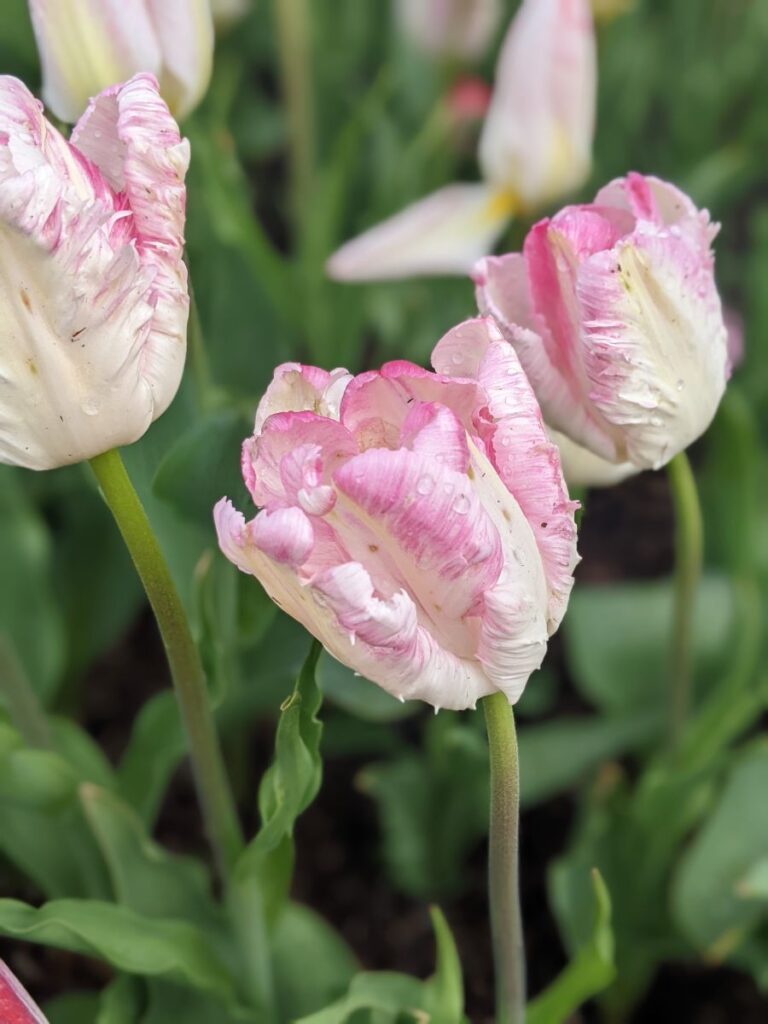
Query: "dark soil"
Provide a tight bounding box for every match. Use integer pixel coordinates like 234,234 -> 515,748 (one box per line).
2,470 -> 767,1022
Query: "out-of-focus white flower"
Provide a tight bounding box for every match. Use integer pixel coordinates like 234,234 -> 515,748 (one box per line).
0,74 -> 189,470
328,0 -> 596,282
395,0 -> 502,61
210,0 -> 250,29
27,0 -> 214,122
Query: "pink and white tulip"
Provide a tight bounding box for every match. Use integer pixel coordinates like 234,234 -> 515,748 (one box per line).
474,173 -> 729,475
0,960 -> 48,1024
0,74 -> 189,470
394,0 -> 502,61
28,0 -> 214,123
215,321 -> 578,710
327,0 -> 596,282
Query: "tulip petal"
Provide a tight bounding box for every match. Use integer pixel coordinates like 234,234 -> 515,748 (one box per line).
326,183 -> 514,281
399,401 -> 471,474
253,363 -> 352,433
432,317 -> 578,632
395,0 -> 502,60
214,499 -> 492,710
28,0 -> 162,123
548,429 -> 637,488
478,0 -> 596,208
0,960 -> 48,1024
146,0 -> 214,120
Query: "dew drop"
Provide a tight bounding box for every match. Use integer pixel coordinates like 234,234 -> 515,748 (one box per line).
416,474 -> 435,495
500,434 -> 513,448
452,493 -> 471,515
676,378 -> 685,391
450,351 -> 463,366
81,397 -> 100,416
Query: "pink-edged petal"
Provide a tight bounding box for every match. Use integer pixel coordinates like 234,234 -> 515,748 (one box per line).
241,410 -> 357,508
473,253 -> 617,459
478,0 -> 596,208
399,401 -> 470,474
550,429 -> 637,488
395,0 -> 502,60
326,183 -> 514,282
146,0 -> 214,120
28,0 -> 162,123
340,360 -> 483,450
331,447 -> 502,651
0,960 -> 48,1024
72,74 -> 190,420
433,317 -> 578,630
576,228 -> 728,469
253,363 -> 351,433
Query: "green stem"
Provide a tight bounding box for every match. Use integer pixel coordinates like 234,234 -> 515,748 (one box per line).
89,449 -> 243,878
667,451 -> 704,751
482,692 -> 525,1024
273,0 -> 315,227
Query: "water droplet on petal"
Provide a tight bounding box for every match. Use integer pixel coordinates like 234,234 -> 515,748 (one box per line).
452,494 -> 471,515
676,378 -> 685,391
416,474 -> 435,495
450,351 -> 463,366
81,397 -> 100,416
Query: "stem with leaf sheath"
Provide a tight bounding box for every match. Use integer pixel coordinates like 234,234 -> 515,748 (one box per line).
482,691 -> 526,1024
667,451 -> 704,751
89,448 -> 243,879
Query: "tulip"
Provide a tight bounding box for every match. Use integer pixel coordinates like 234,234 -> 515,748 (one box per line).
27,0 -> 214,123
210,0 -> 251,29
327,0 -> 596,282
215,321 -> 578,710
0,74 -> 189,471
394,0 -> 502,61
0,960 -> 48,1024
473,173 -> 729,474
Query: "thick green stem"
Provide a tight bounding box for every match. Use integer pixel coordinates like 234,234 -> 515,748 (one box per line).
273,0 -> 315,227
667,451 -> 704,751
89,449 -> 243,878
482,692 -> 526,1024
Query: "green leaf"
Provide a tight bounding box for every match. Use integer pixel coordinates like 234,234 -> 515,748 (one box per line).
528,870 -> 615,1024
80,785 -> 223,936
424,906 -> 464,1023
96,976 -> 143,1024
672,742 -> 768,952
117,691 -> 186,826
44,993 -> 100,1024
272,903 -> 358,1020
316,651 -> 417,722
236,641 -> 323,920
140,981 -> 258,1023
0,898 -> 241,1008
153,411 -> 250,529
564,575 -> 735,715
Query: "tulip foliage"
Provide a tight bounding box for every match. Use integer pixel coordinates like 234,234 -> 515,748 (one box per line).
0,0 -> 767,1022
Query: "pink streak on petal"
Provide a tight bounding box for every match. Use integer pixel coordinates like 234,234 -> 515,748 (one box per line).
399,401 -> 471,474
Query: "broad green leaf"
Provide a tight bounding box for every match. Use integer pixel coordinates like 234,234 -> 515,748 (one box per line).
672,742 -> 768,951
117,691 -> 186,826
316,651 -> 417,722
295,973 -> 427,1024
141,981 -> 258,1023
424,906 -> 464,1024
236,642 -> 323,920
44,993 -> 100,1024
96,976 -> 143,1024
152,411 -> 250,529
80,785 -> 223,936
737,858 -> 768,900
565,575 -> 735,715
272,903 -> 358,1020
0,899 -> 241,1008
50,718 -> 116,789
528,870 -> 615,1024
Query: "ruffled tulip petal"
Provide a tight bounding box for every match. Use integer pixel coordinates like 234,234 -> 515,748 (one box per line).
432,317 -> 578,631
326,183 -> 514,281
147,0 -> 214,120
28,0 -> 162,124
253,363 -> 352,434
478,0 -> 596,208
477,567 -> 548,703
0,959 -> 48,1024
399,401 -> 471,474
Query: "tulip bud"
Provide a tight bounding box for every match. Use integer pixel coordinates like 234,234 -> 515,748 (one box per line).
0,960 -> 48,1024
474,173 -> 729,472
216,321 -> 578,710
479,0 -> 596,211
394,0 -> 502,61
27,0 -> 214,123
0,74 -> 189,470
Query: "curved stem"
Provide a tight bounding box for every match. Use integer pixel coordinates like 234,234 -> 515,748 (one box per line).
482,692 -> 526,1024
89,449 -> 243,878
667,451 -> 704,752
